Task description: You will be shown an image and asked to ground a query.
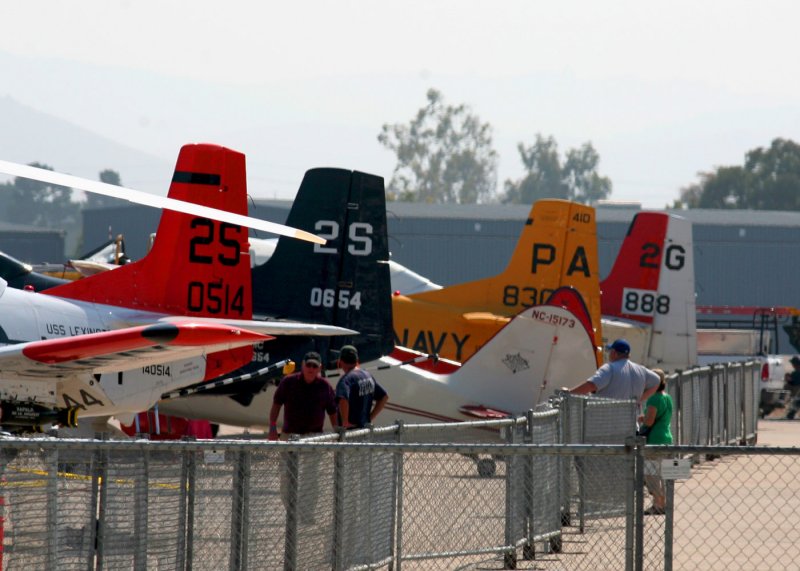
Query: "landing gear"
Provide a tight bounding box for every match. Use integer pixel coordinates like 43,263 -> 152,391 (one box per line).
476,457 -> 497,478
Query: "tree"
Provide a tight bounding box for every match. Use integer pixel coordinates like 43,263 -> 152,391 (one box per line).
563,142 -> 613,204
502,135 -> 612,204
1,162 -> 79,229
378,89 -> 498,204
679,138 -> 800,210
85,169 -> 127,209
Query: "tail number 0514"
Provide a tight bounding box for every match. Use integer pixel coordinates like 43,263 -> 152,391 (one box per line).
310,288 -> 362,310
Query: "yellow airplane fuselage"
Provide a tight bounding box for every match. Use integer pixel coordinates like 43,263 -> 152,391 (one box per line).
391,200 -> 602,363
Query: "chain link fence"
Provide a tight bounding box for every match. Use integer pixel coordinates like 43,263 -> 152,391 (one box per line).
0,360 -> 786,570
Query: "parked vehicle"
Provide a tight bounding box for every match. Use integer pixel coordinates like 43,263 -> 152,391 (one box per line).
697,328 -> 787,417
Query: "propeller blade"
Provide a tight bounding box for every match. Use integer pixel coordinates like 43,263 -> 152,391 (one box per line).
0,160 -> 325,245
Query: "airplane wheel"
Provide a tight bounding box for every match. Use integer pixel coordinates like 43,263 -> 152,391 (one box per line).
477,458 -> 496,478
550,536 -> 563,553
523,544 -> 535,560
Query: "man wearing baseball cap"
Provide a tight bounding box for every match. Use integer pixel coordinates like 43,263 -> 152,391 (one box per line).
568,338 -> 660,405
269,351 -> 338,439
335,344 -> 389,429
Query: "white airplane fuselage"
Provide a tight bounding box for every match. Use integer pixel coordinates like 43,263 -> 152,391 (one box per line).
160,301 -> 600,429
0,284 -> 214,419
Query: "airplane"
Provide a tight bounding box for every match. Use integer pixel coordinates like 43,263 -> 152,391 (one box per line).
390,199 -> 604,363
14,194 -> 695,376
387,208 -> 697,372
60,187 -> 695,436
330,211 -> 696,434
154,166 -> 393,428
29,234 -> 131,281
0,143 -> 354,430
153,194 -> 602,433
0,250 -> 69,291
362,286 -> 599,424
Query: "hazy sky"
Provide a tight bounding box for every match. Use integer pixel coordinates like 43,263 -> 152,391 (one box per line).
2,1 -> 800,207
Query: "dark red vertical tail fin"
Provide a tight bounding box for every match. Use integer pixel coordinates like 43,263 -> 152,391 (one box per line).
600,212 -> 669,324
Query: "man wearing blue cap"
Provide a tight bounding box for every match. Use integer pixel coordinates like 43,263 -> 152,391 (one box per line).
569,338 -> 660,404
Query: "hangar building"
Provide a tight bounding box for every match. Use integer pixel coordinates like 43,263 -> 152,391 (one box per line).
0,222 -> 65,264
81,202 -> 800,351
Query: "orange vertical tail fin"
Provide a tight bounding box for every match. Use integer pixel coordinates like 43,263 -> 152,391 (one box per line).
393,199 -> 602,361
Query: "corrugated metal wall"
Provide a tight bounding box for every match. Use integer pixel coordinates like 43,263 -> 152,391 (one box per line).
0,224 -> 64,263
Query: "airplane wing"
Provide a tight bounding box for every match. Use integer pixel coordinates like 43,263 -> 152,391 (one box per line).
0,322 -> 271,380
160,316 -> 357,337
69,259 -> 117,277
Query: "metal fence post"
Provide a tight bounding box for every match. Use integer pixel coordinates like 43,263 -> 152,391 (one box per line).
133,447 -> 149,571
577,398 -> 587,533
96,446 -> 109,570
503,422 -> 517,569
558,397 -> 573,527
88,440 -> 103,571
46,446 -> 58,571
365,426 -> 376,567
392,420 -> 405,571
665,478 -> 675,571
283,447 -> 300,571
332,444 -> 345,571
178,443 -> 196,571
626,435 -> 645,571
230,449 -> 251,571
523,410 -> 535,561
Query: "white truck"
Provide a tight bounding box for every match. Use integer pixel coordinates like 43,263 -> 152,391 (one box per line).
696,329 -> 787,417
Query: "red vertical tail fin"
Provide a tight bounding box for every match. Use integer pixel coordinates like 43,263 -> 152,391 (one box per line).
600,212 -> 668,324
600,212 -> 697,371
45,144 -> 253,320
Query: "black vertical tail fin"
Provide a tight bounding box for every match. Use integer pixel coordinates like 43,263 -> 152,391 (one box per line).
251,168 -> 392,366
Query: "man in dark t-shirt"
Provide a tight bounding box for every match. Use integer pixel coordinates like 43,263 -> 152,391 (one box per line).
335,345 -> 388,429
268,351 -> 337,525
269,351 -> 337,438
